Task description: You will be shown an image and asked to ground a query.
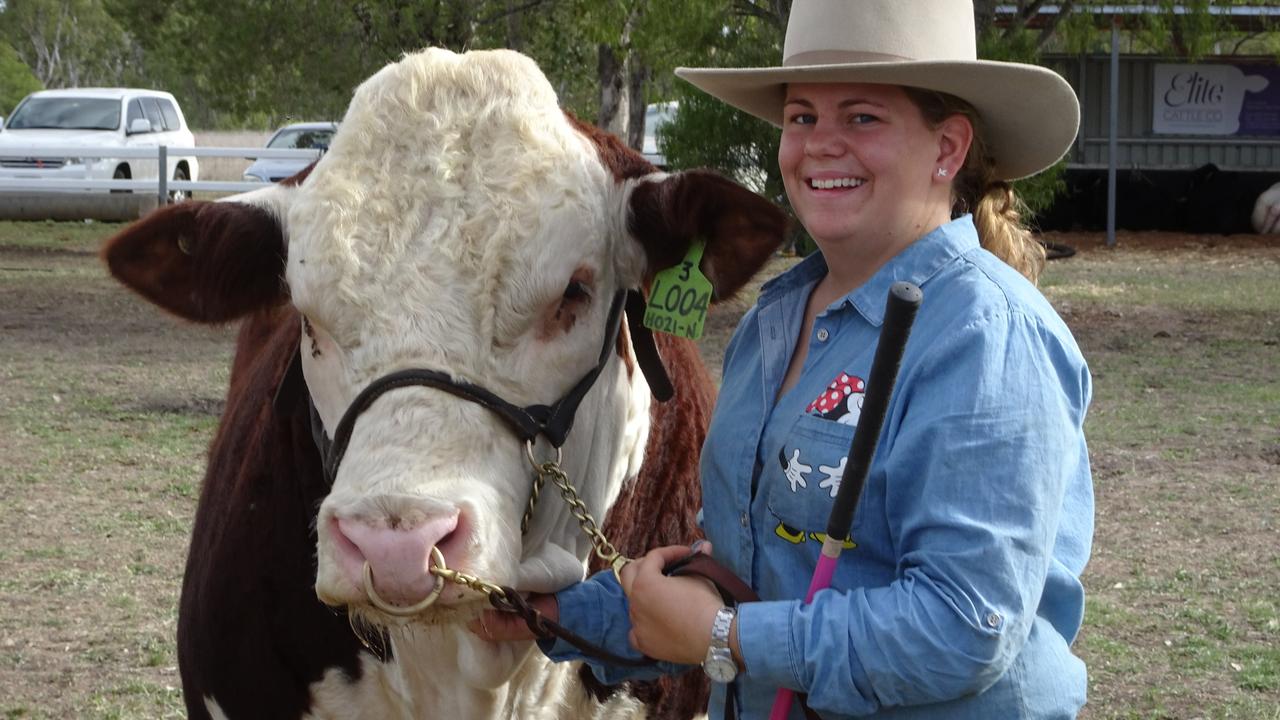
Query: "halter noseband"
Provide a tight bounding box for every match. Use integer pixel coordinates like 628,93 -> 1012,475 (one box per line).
276,288 -> 673,484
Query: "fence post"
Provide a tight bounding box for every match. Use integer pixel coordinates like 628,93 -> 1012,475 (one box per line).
158,145 -> 168,205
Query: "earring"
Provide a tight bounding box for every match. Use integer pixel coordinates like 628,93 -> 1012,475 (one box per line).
937,168 -> 949,177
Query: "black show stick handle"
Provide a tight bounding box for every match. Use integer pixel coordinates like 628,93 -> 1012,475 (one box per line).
826,281 -> 922,542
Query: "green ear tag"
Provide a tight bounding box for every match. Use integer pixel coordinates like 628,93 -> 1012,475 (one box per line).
643,239 -> 712,340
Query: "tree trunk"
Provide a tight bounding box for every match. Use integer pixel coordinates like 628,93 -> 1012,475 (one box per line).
597,43 -> 626,137
626,62 -> 649,151
597,1 -> 643,142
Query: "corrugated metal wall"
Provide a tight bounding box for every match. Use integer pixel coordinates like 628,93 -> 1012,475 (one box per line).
1048,54 -> 1279,172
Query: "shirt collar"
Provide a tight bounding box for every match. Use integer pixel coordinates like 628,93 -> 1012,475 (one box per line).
758,215 -> 979,326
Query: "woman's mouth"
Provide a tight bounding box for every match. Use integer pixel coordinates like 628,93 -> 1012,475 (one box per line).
808,176 -> 866,190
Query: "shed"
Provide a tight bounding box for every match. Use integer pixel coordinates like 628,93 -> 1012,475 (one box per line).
997,3 -> 1280,239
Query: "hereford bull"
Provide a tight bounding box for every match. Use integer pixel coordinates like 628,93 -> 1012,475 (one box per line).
102,48 -> 785,719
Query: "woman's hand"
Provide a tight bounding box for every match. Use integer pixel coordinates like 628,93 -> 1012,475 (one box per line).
468,593 -> 558,642
619,543 -> 724,666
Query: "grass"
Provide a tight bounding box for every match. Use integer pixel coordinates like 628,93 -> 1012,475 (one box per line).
1,221 -> 1278,718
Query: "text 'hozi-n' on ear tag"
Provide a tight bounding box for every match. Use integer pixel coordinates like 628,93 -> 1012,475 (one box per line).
644,239 -> 712,340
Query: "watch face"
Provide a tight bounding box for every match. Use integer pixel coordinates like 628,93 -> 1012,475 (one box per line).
704,653 -> 738,683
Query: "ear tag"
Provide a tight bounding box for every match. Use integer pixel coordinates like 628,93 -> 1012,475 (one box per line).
643,239 -> 712,340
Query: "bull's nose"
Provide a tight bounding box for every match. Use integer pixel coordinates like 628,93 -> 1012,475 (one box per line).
331,509 -> 462,607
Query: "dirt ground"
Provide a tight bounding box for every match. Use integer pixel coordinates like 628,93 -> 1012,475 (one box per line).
1,226 -> 1277,718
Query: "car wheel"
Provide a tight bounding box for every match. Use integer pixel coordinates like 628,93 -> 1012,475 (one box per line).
170,167 -> 190,203
111,165 -> 131,194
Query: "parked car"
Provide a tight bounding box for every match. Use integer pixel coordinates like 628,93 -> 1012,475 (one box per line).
243,121 -> 337,183
0,88 -> 198,200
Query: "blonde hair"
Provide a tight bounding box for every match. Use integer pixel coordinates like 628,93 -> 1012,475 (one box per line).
903,88 -> 1045,284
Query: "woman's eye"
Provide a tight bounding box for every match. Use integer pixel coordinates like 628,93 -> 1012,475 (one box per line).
788,112 -> 816,126
850,113 -> 879,125
563,280 -> 591,302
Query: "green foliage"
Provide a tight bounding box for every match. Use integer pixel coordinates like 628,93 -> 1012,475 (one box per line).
655,3 -> 791,223
0,41 -> 41,115
1132,0 -> 1231,59
1016,160 -> 1067,221
0,0 -> 133,89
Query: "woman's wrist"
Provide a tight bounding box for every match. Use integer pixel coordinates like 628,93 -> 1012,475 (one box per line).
728,614 -> 745,671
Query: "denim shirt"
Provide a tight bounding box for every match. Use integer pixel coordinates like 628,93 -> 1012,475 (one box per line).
543,216 -> 1095,719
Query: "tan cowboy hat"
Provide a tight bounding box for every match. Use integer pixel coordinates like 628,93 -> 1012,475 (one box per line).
675,0 -> 1080,180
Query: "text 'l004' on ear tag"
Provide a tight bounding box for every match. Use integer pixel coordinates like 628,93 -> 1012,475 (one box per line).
643,239 -> 712,340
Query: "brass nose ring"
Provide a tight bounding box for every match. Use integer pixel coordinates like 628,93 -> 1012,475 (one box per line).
362,546 -> 446,616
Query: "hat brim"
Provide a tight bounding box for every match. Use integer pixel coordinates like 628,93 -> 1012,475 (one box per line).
676,60 -> 1079,181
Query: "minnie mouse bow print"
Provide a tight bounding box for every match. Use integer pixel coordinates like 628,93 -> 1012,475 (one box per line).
806,372 -> 865,426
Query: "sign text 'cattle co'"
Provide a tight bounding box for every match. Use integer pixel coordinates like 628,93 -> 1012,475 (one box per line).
1153,63 -> 1280,137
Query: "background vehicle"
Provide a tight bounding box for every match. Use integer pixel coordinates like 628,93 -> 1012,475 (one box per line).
0,88 -> 198,200
243,121 -> 336,182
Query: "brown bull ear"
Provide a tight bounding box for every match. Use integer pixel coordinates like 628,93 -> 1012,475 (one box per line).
627,170 -> 789,302
101,200 -> 288,323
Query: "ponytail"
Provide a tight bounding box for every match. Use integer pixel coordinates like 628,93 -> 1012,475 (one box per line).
904,88 -> 1046,284
973,181 -> 1045,284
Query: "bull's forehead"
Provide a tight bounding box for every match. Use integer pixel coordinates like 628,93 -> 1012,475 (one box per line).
285,48 -> 618,344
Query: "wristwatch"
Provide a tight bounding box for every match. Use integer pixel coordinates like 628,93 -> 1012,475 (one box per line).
702,606 -> 739,683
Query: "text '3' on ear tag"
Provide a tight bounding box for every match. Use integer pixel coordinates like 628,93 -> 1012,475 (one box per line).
643,239 -> 712,340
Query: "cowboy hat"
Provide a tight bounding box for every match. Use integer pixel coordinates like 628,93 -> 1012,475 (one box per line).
675,0 -> 1080,180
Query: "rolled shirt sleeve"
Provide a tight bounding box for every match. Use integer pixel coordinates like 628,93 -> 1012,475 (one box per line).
539,569 -> 690,685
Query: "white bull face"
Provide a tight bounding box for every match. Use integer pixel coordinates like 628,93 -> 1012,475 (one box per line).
262,49 -> 654,621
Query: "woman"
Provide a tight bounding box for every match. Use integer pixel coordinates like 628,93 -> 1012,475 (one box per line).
477,1 -> 1094,718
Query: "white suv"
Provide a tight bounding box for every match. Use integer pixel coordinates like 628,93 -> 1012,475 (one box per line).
0,88 -> 198,199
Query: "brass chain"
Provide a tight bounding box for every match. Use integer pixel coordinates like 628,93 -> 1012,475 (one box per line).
535,460 -> 628,572
520,470 -> 548,535
428,564 -> 507,599
415,444 -> 631,611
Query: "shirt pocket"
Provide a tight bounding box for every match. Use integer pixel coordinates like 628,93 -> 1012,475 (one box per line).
764,412 -> 859,548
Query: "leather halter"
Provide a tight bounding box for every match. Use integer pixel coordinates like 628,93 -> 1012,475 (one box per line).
276,288 -> 674,485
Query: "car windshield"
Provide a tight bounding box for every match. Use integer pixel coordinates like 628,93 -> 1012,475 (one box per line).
267,128 -> 334,150
6,97 -> 121,130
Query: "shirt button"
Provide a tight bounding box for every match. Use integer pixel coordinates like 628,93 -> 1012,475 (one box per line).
986,612 -> 1002,628
815,328 -> 830,342
740,512 -> 749,527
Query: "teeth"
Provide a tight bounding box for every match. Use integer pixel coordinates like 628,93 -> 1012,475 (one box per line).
810,177 -> 864,189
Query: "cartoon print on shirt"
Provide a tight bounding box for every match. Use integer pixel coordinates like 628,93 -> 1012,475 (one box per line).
770,370 -> 868,547
818,456 -> 846,498
806,372 -> 865,426
779,448 -> 811,492
773,521 -> 856,549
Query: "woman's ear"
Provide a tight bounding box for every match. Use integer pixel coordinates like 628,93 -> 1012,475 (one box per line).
935,114 -> 975,178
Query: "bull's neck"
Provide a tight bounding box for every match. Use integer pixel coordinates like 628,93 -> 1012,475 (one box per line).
306,626 -> 644,719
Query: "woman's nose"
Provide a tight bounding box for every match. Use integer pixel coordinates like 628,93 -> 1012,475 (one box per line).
805,121 -> 847,158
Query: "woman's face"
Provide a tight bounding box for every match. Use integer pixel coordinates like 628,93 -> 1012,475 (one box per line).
779,83 -> 956,254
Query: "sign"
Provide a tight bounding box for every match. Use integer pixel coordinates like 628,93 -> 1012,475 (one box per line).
1153,63 -> 1280,136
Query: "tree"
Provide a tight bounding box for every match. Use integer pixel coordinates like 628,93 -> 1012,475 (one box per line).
0,40 -> 42,114
0,0 -> 133,88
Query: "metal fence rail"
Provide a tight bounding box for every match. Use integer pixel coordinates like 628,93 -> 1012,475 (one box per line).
0,145 -> 322,204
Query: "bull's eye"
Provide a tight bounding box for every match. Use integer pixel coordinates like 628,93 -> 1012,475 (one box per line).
540,273 -> 595,340
563,280 -> 591,302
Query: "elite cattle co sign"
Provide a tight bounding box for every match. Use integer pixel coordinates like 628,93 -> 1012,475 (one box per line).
1153,63 -> 1280,136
